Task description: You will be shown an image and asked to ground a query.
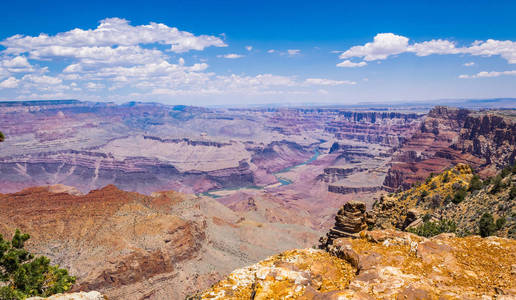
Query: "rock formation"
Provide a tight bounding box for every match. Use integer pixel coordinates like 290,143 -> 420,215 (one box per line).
383,106 -> 515,190
27,291 -> 106,300
197,230 -> 516,299
319,201 -> 375,248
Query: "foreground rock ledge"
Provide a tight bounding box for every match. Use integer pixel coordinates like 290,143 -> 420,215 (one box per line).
196,230 -> 516,299
27,291 -> 106,300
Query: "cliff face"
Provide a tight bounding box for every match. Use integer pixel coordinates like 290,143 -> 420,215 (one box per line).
454,113 -> 516,172
0,185 -> 319,300
197,230 -> 516,299
383,107 -> 515,190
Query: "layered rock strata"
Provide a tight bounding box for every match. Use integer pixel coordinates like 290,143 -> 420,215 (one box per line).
384,106 -> 515,190
319,201 -> 375,248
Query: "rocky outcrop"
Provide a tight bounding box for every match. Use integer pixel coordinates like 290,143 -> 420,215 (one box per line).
324,112 -> 422,147
319,201 -> 375,248
27,291 -> 106,300
198,230 -> 516,299
327,185 -> 381,194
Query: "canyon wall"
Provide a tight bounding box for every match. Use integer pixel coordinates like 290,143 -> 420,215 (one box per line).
383,106 -> 515,190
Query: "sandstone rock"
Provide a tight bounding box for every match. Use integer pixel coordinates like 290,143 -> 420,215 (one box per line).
320,201 -> 369,248
27,291 -> 105,300
200,229 -> 516,299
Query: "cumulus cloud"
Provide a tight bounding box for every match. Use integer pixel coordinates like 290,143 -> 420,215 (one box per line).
0,77 -> 19,88
1,56 -> 36,73
458,70 -> 516,79
1,18 -> 226,54
22,74 -> 62,85
337,60 -> 367,68
337,33 -> 516,66
463,62 -> 475,67
340,33 -> 409,61
218,53 -> 244,59
0,18 -> 357,100
305,78 -> 356,85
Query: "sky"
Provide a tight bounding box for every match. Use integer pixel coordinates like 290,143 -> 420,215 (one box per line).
0,0 -> 515,105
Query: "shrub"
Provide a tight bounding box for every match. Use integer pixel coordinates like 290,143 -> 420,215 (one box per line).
407,219 -> 457,238
0,131 -> 4,142
429,182 -> 437,190
490,175 -> 504,194
510,185 -> 516,200
496,217 -> 506,230
442,172 -> 449,183
452,188 -> 467,204
479,213 -> 496,237
0,230 -> 76,299
422,214 -> 432,222
468,174 -> 482,192
500,166 -> 511,178
430,194 -> 441,208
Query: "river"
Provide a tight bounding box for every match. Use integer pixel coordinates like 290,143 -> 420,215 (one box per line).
201,148 -> 320,198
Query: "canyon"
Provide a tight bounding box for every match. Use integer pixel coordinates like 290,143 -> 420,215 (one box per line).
1,100 -> 515,299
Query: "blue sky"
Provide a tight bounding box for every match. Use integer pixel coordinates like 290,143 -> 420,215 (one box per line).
0,0 -> 515,105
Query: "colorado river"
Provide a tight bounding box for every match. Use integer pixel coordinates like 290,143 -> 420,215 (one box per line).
201,148 -> 320,198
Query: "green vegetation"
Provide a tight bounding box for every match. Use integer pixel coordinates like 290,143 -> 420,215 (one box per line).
419,190 -> 429,200
0,131 -> 4,142
468,174 -> 482,192
0,230 -> 75,300
496,217 -> 506,230
479,213 -> 496,237
490,175 -> 505,194
452,188 -> 467,204
510,185 -> 516,200
442,172 -> 449,183
407,219 -> 457,238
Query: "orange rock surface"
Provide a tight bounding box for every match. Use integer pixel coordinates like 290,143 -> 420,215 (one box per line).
199,230 -> 516,299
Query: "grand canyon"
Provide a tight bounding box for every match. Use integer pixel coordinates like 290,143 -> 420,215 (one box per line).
0,100 -> 515,299
1,2 -> 516,299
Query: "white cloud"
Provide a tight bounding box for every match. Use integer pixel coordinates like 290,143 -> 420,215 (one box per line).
22,74 -> 62,85
466,39 -> 516,64
463,62 -> 475,67
3,56 -> 31,68
287,49 -> 300,56
338,33 -> 516,66
305,78 -> 356,85
408,39 -> 459,56
245,46 -> 253,51
218,53 -> 244,59
0,76 -> 19,88
267,49 -> 275,53
1,56 -> 35,73
458,70 -> 516,79
340,33 -> 409,61
1,18 -> 226,54
86,82 -> 105,89
337,60 -> 367,68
